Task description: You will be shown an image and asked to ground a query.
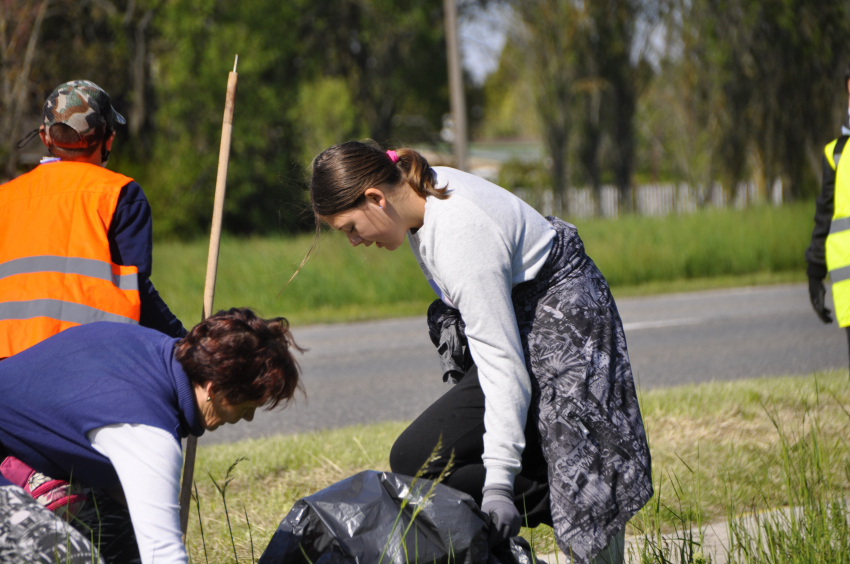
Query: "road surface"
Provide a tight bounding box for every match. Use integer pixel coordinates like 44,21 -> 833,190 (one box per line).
206,283 -> 847,444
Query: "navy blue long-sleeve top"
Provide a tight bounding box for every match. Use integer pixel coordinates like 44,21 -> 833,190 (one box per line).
107,181 -> 186,337
0,322 -> 203,487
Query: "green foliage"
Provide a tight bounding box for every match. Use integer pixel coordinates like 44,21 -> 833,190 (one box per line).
304,0 -> 450,145
669,0 -> 850,198
509,0 -> 581,197
141,0 -> 453,237
142,0 -> 312,237
497,158 -> 550,191
151,231 -> 436,327
477,0 -> 850,202
13,0 -> 455,237
291,77 -> 365,169
577,203 -> 812,287
634,59 -> 716,188
479,39 -> 541,140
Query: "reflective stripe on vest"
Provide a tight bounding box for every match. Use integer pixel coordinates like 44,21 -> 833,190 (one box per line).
829,216 -> 850,236
0,256 -> 139,291
0,299 -> 137,325
0,162 -> 141,357
826,136 -> 850,327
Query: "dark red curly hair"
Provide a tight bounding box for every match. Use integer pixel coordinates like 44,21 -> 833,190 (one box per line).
175,308 -> 303,409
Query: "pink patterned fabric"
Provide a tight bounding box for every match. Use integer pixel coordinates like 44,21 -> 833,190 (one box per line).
0,456 -> 86,520
0,456 -> 32,486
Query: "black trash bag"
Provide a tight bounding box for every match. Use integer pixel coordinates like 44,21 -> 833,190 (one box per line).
258,471 -> 537,564
490,537 -> 537,564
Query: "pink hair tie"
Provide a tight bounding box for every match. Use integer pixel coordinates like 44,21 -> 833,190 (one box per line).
386,150 -> 399,163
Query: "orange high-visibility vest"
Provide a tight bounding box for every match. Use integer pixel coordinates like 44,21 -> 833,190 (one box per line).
0,161 -> 141,358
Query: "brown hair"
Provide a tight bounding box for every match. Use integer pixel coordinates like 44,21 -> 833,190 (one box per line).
285,141 -> 450,286
310,140 -> 448,217
47,123 -> 101,158
174,308 -> 304,409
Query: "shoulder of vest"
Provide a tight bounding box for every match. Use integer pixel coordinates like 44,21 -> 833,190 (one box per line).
24,162 -> 132,188
63,162 -> 135,186
836,136 -> 850,158
0,163 -> 135,206
825,137 -> 850,171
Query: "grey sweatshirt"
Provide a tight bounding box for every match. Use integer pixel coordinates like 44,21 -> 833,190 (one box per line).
408,167 -> 555,490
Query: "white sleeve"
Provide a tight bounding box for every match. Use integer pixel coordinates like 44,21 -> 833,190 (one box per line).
87,424 -> 187,564
429,204 -> 532,490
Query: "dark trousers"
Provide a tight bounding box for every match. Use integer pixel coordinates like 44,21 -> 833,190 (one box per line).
70,489 -> 141,564
389,366 -> 553,528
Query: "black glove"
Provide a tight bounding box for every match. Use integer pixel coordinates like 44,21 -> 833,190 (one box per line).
427,299 -> 474,383
808,276 -> 833,324
481,486 -> 521,548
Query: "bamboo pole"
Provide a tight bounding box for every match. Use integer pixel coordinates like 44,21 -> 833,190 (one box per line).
179,55 -> 239,537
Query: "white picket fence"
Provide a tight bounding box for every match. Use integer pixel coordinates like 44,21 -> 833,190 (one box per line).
513,179 -> 785,218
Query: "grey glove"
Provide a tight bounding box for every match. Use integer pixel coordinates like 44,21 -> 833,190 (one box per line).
481,485 -> 521,548
809,276 -> 833,324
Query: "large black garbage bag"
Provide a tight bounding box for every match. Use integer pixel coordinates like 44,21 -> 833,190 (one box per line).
258,471 -> 536,564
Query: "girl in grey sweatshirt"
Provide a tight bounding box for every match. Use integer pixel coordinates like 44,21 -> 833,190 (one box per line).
309,141 -> 651,564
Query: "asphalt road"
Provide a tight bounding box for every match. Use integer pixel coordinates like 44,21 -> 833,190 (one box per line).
205,283 -> 848,445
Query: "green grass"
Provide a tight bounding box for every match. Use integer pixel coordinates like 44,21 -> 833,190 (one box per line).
577,203 -> 812,287
152,202 -> 815,327
185,370 -> 850,563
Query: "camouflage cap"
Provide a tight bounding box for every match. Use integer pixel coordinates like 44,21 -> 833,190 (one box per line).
42,80 -> 126,148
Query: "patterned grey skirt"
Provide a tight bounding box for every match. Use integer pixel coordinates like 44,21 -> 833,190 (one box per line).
428,216 -> 653,563
0,485 -> 102,563
513,216 -> 652,562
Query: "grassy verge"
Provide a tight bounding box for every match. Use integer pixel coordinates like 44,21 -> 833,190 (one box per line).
185,370 -> 850,563
609,270 -> 805,299
152,203 -> 814,327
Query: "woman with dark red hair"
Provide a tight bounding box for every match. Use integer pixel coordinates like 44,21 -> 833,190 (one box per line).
0,308 -> 302,564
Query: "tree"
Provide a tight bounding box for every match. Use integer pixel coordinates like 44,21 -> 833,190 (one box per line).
0,0 -> 49,179
4,0 -> 459,236
511,0 -> 582,212
299,0 -> 449,146
672,0 -> 850,198
506,0 -> 653,213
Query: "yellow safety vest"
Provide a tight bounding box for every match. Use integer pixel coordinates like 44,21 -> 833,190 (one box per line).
825,136 -> 850,326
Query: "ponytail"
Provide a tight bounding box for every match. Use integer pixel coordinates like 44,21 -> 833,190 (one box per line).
309,140 -> 448,218
395,147 -> 448,201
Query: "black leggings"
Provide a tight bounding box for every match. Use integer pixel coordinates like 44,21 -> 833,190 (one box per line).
70,489 -> 140,564
389,366 -> 553,528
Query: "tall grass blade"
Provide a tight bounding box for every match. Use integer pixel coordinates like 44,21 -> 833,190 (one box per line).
377,437 -> 453,564
352,436 -> 375,466
209,457 -> 247,564
244,505 -> 255,564
193,481 -> 209,564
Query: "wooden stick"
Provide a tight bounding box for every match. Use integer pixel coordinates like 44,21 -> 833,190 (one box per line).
179,55 -> 239,537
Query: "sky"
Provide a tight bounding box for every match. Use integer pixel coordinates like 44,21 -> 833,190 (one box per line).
456,2 -> 669,83
457,2 -> 512,85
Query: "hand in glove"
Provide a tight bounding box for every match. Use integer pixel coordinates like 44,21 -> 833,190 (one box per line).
481,485 -> 521,548
808,277 -> 833,324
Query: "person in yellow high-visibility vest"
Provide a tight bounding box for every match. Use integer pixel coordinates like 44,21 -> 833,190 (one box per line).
806,61 -> 850,363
